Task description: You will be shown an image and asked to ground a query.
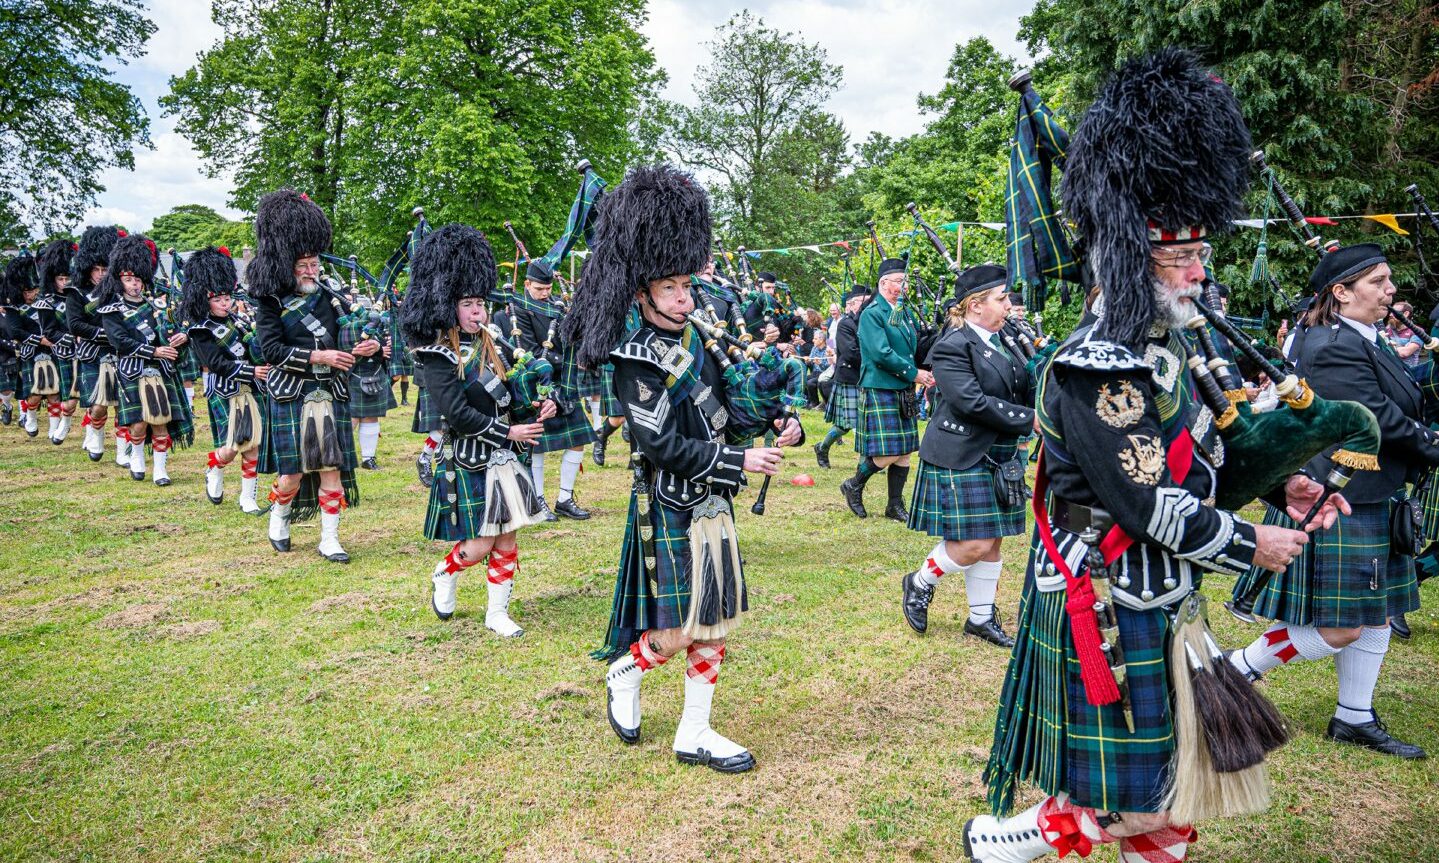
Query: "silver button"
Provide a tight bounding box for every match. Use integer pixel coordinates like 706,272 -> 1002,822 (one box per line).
1117,576 -> 1131,589
1140,589 -> 1155,601
1162,577 -> 1178,590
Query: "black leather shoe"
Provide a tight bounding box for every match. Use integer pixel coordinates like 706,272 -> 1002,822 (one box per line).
0,403 -> 11,425
606,691 -> 639,745
154,477 -> 172,488
555,498 -> 591,520
537,497 -> 559,523
1326,714 -> 1427,759
25,422 -> 38,437
813,442 -> 831,469
321,549 -> 351,564
1391,613 -> 1412,641
675,748 -> 756,774
884,501 -> 909,523
902,571 -> 933,634
131,471 -> 145,481
270,537 -> 290,552
964,616 -> 1016,649
592,435 -> 607,467
87,449 -> 103,462
360,457 -> 379,470
415,451 -> 434,488
840,478 -> 867,518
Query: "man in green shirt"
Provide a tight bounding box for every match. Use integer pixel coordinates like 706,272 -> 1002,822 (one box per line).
841,258 -> 934,521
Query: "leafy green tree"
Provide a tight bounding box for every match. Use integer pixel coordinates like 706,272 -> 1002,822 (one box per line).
0,0 -> 154,233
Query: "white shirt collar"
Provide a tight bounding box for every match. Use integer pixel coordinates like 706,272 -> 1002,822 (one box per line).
967,319 -> 1001,344
1337,314 -> 1379,343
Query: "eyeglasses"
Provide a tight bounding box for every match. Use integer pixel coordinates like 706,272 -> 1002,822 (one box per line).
294,262 -> 322,272
1151,243 -> 1213,269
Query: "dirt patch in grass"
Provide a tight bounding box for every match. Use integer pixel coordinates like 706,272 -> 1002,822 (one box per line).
157,620 -> 221,640
97,602 -> 168,629
308,592 -> 374,613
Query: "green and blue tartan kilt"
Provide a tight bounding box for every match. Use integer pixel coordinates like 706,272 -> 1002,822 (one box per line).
411,384 -> 442,433
593,493 -> 747,661
537,405 -> 595,453
115,372 -> 195,446
19,360 -> 34,399
599,363 -> 622,418
58,357 -> 77,400
205,389 -> 269,450
0,360 -> 17,393
578,367 -> 604,399
1238,501 -> 1419,628
857,387 -> 919,457
824,381 -> 860,431
76,358 -> 103,407
175,344 -> 201,381
423,464 -> 487,541
1420,468 -> 1439,541
258,385 -> 359,521
347,372 -> 397,419
389,347 -> 414,378
984,536 -> 1176,815
908,445 -> 1025,541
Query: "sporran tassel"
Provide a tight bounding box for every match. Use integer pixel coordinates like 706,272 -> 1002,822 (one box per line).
139,371 -> 172,426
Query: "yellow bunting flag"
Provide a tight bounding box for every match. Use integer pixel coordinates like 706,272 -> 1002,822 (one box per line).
1363,214 -> 1409,235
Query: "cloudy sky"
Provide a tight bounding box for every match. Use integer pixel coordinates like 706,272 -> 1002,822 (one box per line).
83,0 -> 1037,233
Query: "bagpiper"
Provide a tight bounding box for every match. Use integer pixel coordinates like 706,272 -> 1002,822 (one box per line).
67,226 -> 124,462
33,239 -> 81,443
813,283 -> 869,468
249,189 -> 362,563
402,223 -> 552,635
972,51 -> 1325,863
183,246 -> 270,513
564,164 -> 802,774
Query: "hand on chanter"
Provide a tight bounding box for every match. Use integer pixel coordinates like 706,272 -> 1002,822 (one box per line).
743,447 -> 783,476
1284,473 -> 1352,531
537,398 -> 558,421
253,364 -> 271,381
1252,523 -> 1309,574
773,416 -> 802,447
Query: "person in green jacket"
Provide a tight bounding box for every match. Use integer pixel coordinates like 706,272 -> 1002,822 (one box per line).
841,258 -> 934,521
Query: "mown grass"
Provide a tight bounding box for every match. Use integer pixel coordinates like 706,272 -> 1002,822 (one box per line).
1,401 -> 1436,862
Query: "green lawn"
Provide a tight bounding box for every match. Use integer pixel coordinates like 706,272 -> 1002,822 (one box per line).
1,403 -> 1436,862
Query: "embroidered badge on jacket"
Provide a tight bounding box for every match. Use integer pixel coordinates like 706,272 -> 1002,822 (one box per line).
1096,380 -> 1145,428
1119,433 -> 1165,485
636,380 -> 655,403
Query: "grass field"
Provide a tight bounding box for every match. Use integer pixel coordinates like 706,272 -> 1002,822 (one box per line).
2,401 -> 1437,862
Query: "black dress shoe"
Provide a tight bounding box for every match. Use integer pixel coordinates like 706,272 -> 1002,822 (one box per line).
813,442 -> 831,469
592,435 -> 607,466
25,423 -> 38,437
606,691 -> 640,745
884,501 -> 909,523
554,498 -> 591,520
1391,613 -> 1412,641
1326,713 -> 1427,759
154,477 -> 172,487
675,748 -> 756,774
270,537 -> 291,552
964,616 -> 1016,649
0,404 -> 11,425
840,478 -> 867,518
360,457 -> 379,470
902,572 -> 933,634
88,449 -> 103,462
415,451 -> 434,488
131,471 -> 145,481
321,550 -> 351,564
537,497 -> 559,523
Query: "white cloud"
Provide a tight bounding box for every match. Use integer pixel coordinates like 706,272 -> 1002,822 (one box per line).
645,0 -> 1036,143
133,0 -> 223,79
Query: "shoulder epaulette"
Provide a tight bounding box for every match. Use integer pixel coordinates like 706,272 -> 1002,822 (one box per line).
609,328 -> 666,369
413,343 -> 458,364
1052,328 -> 1148,372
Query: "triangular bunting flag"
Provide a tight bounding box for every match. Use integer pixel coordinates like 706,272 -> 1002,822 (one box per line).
1363,214 -> 1409,235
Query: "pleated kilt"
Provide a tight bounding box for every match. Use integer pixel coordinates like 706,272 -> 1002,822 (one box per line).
19,361 -> 34,399
578,367 -> 604,399
537,406 -> 595,453
1419,467 -> 1439,541
0,361 -> 17,394
116,372 -> 195,445
824,381 -> 860,431
599,363 -> 622,418
347,374 -> 397,419
594,493 -> 748,660
389,347 -> 414,378
984,538 -> 1176,815
206,389 -> 268,450
1237,500 -> 1419,628
176,345 -> 201,381
411,384 -> 442,433
76,358 -> 103,407
857,387 -> 919,457
908,444 -> 1024,541
58,357 -> 78,400
259,388 -> 358,476
424,465 -> 489,541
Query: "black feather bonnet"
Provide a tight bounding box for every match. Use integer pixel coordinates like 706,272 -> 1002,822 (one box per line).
1061,49 -> 1252,349
561,164 -> 712,368
247,188 -> 332,299
400,223 -> 498,347
97,234 -> 158,305
179,246 -> 239,325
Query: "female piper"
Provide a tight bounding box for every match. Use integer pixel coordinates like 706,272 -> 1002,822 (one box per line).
563,164 -> 802,774
184,246 -> 270,512
1228,244 -> 1438,758
67,227 -> 124,462
96,234 -> 194,485
33,239 -> 80,444
401,223 -> 552,635
901,265 -> 1032,648
249,189 -> 362,563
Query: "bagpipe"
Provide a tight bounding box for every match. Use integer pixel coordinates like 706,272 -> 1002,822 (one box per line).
483,323 -> 554,424
1405,183 -> 1439,317
685,309 -> 808,516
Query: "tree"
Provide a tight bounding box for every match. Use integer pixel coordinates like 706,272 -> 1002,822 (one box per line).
166,0 -> 663,265
666,12 -> 844,227
147,204 -> 252,252
0,0 -> 154,234
1018,0 -> 1439,315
